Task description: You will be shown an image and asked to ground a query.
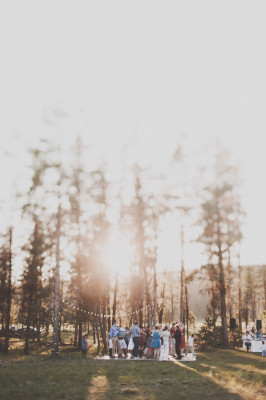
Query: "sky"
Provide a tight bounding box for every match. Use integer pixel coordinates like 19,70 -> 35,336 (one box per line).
0,1 -> 266,277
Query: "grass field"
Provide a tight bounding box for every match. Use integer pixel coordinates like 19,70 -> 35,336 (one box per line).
0,345 -> 265,400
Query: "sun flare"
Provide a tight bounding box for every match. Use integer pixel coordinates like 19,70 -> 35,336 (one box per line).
105,237 -> 134,276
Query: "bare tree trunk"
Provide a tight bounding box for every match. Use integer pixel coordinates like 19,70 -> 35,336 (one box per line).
170,285 -> 174,322
102,297 -> 108,353
4,228 -> 12,354
264,265 -> 266,311
238,252 -> 242,330
92,319 -> 96,344
185,285 -> 189,341
180,224 -> 185,323
153,264 -> 157,326
78,316 -> 82,351
24,323 -> 30,355
158,281 -> 165,324
51,204 -> 61,358
74,318 -> 78,348
218,244 -> 229,348
95,316 -> 100,354
226,249 -> 233,319
112,272 -> 118,324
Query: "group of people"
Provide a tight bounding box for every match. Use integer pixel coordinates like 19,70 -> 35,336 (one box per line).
242,327 -> 266,356
108,320 -> 195,361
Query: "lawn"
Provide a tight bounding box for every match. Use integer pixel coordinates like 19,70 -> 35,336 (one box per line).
0,346 -> 265,400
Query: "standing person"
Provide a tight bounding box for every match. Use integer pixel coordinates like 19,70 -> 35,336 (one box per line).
109,320 -> 122,358
174,325 -> 182,360
262,341 -> 266,357
124,326 -> 131,349
170,323 -> 177,356
242,331 -> 252,352
117,326 -> 128,358
186,334 -> 195,356
108,337 -> 113,358
251,327 -> 256,338
159,326 -> 171,361
152,326 -> 161,360
145,326 -> 153,359
81,335 -> 88,358
139,327 -> 147,358
131,321 -> 141,359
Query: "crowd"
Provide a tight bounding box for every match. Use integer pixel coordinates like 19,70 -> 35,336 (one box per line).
107,320 -> 195,361
81,321 -> 266,359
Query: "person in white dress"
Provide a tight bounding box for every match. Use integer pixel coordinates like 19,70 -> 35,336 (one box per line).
159,325 -> 171,361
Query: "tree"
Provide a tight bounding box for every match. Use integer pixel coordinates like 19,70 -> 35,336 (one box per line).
21,217 -> 46,354
198,150 -> 242,348
0,228 -> 13,353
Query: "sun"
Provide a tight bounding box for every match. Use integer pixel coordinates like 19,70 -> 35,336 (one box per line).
105,236 -> 134,276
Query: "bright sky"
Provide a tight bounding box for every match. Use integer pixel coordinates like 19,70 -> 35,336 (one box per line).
0,1 -> 266,278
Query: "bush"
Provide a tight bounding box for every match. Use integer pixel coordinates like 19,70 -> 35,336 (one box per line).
196,316 -> 243,350
196,316 -> 223,350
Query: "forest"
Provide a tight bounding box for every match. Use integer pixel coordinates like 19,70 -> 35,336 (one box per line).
0,138 -> 265,355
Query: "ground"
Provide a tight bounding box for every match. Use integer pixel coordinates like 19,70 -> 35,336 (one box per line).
0,344 -> 265,400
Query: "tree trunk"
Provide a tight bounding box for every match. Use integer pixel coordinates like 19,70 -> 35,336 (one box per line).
218,244 -> 229,348
158,281 -> 165,324
112,272 -> 118,324
78,316 -> 82,351
74,318 -> 78,348
185,285 -> 189,341
4,228 -> 12,354
92,319 -> 96,344
51,204 -> 61,358
153,263 -> 157,326
95,316 -> 100,353
180,224 -> 185,323
238,256 -> 242,329
24,324 -> 30,355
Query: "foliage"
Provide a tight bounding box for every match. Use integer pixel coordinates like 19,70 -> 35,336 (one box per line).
196,315 -> 243,350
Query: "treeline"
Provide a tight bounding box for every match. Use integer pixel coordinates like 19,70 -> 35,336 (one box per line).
0,139 -> 265,354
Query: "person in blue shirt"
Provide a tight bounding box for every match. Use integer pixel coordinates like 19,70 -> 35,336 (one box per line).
109,320 -> 122,358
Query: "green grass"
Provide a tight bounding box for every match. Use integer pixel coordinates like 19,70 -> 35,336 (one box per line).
0,344 -> 265,400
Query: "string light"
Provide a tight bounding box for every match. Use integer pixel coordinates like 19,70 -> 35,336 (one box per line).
61,298 -> 155,320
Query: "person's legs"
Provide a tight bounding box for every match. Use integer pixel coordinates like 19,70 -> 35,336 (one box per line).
136,337 -> 140,357
169,338 -> 175,356
154,348 -> 159,360
133,337 -> 140,357
159,345 -> 163,361
262,350 -> 266,357
165,342 -> 169,360
175,343 -> 181,359
112,337 -> 116,357
115,338 -> 122,357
